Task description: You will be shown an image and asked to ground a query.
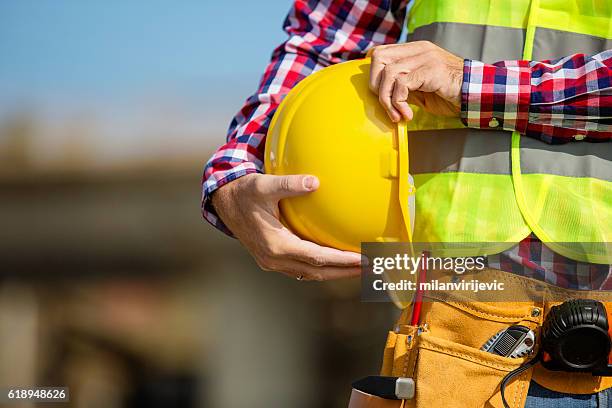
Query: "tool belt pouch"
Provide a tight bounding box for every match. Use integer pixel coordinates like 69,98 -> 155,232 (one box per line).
347,388 -> 406,408
348,325 -> 421,408
352,299 -> 541,408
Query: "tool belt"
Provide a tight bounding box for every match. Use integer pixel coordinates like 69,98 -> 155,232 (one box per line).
348,268 -> 612,408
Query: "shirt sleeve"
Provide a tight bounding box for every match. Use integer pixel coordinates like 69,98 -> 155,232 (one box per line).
461,50 -> 612,144
202,0 -> 408,234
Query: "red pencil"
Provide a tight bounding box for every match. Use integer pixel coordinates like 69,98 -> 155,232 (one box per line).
410,251 -> 428,326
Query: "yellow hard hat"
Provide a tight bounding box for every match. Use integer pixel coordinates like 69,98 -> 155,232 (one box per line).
265,58 -> 414,253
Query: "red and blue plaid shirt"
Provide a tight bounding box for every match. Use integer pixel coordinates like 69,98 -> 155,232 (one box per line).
202,0 -> 612,290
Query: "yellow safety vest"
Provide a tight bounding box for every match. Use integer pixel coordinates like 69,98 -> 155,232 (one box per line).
405,0 -> 612,263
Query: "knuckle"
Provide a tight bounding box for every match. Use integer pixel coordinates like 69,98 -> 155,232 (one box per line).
251,176 -> 266,195
279,176 -> 291,191
408,69 -> 421,82
256,257 -> 274,271
384,63 -> 398,76
392,97 -> 404,108
394,78 -> 408,91
378,92 -> 390,108
267,243 -> 284,258
308,255 -> 326,267
420,40 -> 435,49
371,47 -> 381,59
371,46 -> 387,61
262,236 -> 284,257
392,87 -> 406,102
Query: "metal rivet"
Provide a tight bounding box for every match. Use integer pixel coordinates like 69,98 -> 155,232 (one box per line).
531,308 -> 541,317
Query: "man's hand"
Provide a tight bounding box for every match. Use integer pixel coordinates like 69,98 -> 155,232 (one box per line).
369,41 -> 464,122
211,173 -> 362,281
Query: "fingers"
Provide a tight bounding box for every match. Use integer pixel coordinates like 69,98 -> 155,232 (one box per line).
378,72 -> 402,122
378,55 -> 429,122
369,41 -> 435,93
217,173 -> 362,282
254,174 -> 320,201
370,42 -> 465,121
287,263 -> 362,281
265,258 -> 362,281
257,231 -> 362,267
286,237 -> 362,266
253,229 -> 363,280
369,48 -> 390,93
391,76 -> 414,121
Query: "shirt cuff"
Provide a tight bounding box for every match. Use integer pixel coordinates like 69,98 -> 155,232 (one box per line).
201,164 -> 262,237
461,59 -> 532,134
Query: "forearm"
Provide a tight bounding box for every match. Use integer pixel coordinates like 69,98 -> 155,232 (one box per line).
202,49 -> 319,234
202,0 -> 408,233
461,50 -> 612,143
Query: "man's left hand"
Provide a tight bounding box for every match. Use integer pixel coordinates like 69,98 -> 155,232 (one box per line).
369,41 -> 464,122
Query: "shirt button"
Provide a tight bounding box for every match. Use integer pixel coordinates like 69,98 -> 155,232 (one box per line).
573,134 -> 586,141
488,118 -> 499,128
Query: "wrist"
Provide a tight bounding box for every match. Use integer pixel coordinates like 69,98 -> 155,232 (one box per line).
210,173 -> 257,213
450,59 -> 464,109
210,180 -> 234,216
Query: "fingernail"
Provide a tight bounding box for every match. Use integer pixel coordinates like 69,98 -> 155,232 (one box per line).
303,176 -> 319,190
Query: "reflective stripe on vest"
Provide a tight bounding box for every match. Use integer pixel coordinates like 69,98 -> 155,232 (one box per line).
405,0 -> 612,263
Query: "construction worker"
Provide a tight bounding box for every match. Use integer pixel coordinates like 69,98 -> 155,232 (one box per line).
202,1 -> 612,407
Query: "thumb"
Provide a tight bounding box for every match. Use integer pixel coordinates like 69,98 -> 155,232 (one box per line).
258,174 -> 320,200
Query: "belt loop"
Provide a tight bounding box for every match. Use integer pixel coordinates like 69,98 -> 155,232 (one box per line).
598,386 -> 610,407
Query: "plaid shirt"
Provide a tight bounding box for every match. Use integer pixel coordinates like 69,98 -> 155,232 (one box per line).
462,55 -> 612,143
202,0 -> 612,289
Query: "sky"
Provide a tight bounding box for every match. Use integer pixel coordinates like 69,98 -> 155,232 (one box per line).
0,0 -> 293,145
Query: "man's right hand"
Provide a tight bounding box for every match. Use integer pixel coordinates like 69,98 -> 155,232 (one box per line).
211,173 -> 362,281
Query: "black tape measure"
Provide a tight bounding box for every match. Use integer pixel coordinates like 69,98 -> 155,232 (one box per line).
541,299 -> 612,374
500,299 -> 612,408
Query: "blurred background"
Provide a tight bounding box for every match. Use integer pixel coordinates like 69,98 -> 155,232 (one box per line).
0,1 -> 398,407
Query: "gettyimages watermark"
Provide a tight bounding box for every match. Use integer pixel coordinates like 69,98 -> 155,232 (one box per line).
371,252 -> 486,274
368,251 -> 501,294
361,242 -> 612,303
